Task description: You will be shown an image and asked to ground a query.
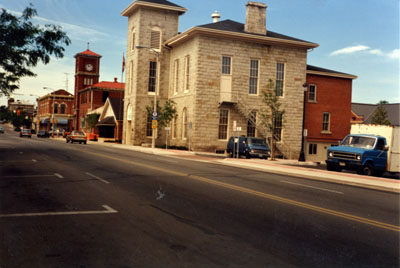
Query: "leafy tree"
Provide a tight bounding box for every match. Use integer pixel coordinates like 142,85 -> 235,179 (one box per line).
146,99 -> 177,128
0,105 -> 11,121
371,100 -> 391,125
86,113 -> 100,131
0,4 -> 71,96
260,79 -> 285,160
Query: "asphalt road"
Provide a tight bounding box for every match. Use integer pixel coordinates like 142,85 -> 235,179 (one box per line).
1,127 -> 399,267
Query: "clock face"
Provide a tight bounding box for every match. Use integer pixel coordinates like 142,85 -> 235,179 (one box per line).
85,63 -> 93,71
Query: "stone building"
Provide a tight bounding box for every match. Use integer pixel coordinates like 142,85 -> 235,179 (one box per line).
121,0 -> 319,158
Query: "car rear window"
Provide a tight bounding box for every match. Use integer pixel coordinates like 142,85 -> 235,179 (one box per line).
74,131 -> 85,135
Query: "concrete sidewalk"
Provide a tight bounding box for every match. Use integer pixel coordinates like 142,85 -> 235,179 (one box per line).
56,137 -> 400,194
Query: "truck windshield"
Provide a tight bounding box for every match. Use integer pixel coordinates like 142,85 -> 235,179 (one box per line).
248,138 -> 267,146
341,136 -> 376,148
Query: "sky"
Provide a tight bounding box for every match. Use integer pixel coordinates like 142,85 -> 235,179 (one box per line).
0,0 -> 399,107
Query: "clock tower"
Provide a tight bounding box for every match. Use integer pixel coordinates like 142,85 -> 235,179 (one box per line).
73,48 -> 101,130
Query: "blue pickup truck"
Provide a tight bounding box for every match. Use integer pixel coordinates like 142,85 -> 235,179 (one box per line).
326,134 -> 390,176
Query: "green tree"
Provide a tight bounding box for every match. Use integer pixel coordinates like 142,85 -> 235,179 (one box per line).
260,79 -> 285,160
0,4 -> 71,96
371,100 -> 391,125
146,99 -> 177,128
86,113 -> 100,131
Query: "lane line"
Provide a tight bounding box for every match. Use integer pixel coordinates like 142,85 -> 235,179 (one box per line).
0,205 -> 118,218
54,173 -> 64,179
32,159 -> 37,162
85,172 -> 110,184
281,180 -> 344,194
4,174 -> 60,179
68,147 -> 400,232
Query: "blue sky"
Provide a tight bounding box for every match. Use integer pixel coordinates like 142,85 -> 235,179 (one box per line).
0,0 -> 399,107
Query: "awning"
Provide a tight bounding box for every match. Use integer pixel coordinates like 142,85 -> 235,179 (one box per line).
56,119 -> 68,125
96,116 -> 116,126
41,119 -> 49,124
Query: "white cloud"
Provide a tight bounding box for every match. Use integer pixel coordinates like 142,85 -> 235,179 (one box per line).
330,45 -> 370,56
387,49 -> 400,59
330,45 -> 400,60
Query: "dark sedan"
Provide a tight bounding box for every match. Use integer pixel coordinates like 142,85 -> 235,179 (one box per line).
37,130 -> 50,138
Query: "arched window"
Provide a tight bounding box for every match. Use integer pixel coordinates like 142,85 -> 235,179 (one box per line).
150,27 -> 161,50
60,103 -> 66,114
131,28 -> 136,51
182,108 -> 188,139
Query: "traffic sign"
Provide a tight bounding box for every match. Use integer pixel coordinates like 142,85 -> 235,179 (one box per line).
152,111 -> 158,120
152,120 -> 158,129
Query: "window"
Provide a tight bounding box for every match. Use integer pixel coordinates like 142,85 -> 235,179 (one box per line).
247,111 -> 256,137
102,91 -> 109,103
184,55 -> 190,92
129,61 -> 134,94
274,112 -> 283,141
146,113 -> 152,137
222,56 -> 231,75
173,59 -> 179,94
308,84 -> 316,102
218,109 -> 228,140
376,139 -> 385,150
322,112 -> 330,132
148,61 -> 157,93
131,29 -> 135,51
60,104 -> 66,114
80,117 -> 85,129
275,63 -> 285,96
84,78 -> 93,86
308,143 -> 317,155
182,108 -> 188,139
54,103 -> 58,114
249,59 -> 259,94
172,117 -> 177,139
150,30 -> 161,50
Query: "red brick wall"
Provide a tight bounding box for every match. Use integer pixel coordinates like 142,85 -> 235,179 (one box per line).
305,74 -> 353,143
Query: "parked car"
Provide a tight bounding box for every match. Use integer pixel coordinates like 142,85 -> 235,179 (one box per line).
66,131 -> 87,144
37,130 -> 50,138
20,129 -> 32,138
0,126 -> 4,133
227,136 -> 270,159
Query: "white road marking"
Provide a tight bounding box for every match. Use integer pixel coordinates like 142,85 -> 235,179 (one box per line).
281,180 -> 344,194
54,173 -> 64,178
85,172 -> 110,184
4,174 -> 61,179
19,152 -> 23,154
0,205 -> 118,218
32,159 -> 37,162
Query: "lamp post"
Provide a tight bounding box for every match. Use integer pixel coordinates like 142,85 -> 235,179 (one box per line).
136,45 -> 160,149
299,83 -> 308,161
43,87 -> 56,138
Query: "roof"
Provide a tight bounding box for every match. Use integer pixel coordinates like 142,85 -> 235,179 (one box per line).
166,19 -> 318,49
74,49 -> 102,58
121,0 -> 186,16
108,98 -> 124,121
97,116 -> 116,126
81,80 -> 125,92
307,65 -> 357,79
352,103 -> 400,126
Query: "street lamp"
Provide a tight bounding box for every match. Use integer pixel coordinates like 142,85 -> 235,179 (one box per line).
43,87 -> 56,138
136,45 -> 160,149
299,83 -> 308,161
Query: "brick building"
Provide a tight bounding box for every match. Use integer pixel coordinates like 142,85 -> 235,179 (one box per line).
36,89 -> 74,133
121,0 -> 320,158
73,48 -> 125,133
304,65 -> 357,162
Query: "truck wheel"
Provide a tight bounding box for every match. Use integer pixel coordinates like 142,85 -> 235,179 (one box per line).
361,163 -> 374,176
84,141 -> 87,144
327,163 -> 336,171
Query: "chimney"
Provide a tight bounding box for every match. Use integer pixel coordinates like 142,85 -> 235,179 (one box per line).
244,1 -> 267,35
114,77 -> 118,82
211,11 -> 221,23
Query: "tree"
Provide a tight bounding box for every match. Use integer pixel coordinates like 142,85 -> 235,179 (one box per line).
86,113 -> 100,131
0,4 -> 71,96
260,79 -> 285,160
146,99 -> 177,128
371,100 -> 391,125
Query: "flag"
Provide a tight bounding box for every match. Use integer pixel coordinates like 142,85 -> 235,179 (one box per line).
122,53 -> 125,73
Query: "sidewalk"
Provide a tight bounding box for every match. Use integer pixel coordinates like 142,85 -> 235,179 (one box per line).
56,137 -> 400,194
